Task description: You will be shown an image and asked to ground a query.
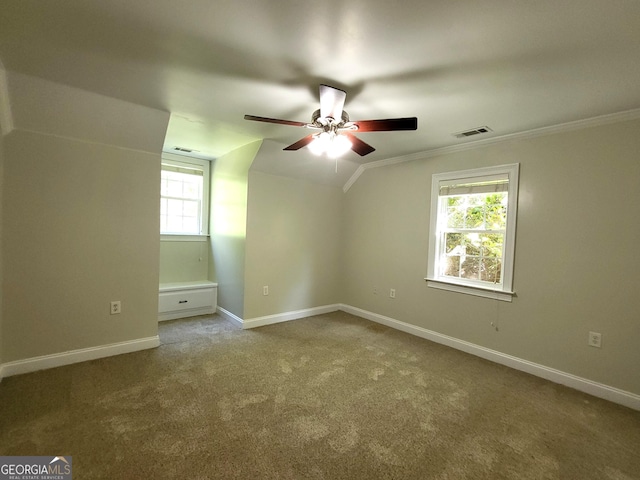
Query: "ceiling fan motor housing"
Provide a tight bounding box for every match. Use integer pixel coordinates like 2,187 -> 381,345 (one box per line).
311,109 -> 351,130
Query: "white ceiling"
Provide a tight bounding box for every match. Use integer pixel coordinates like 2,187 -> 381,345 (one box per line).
2,1 -> 640,186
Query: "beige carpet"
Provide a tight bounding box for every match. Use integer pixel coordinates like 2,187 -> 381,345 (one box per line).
1,311 -> 639,479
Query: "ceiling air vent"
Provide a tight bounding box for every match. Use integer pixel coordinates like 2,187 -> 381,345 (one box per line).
453,126 -> 493,139
173,146 -> 194,153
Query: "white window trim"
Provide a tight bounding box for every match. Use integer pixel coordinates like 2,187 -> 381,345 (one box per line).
161,152 -> 211,236
425,163 -> 519,302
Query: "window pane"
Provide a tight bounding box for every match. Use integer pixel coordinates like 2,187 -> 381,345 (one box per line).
480,258 -> 502,283
486,204 -> 507,229
183,180 -> 201,199
167,215 -> 183,232
467,194 -> 484,206
447,206 -> 465,228
463,233 -> 481,256
448,196 -> 463,207
481,234 -> 503,258
465,206 -> 484,228
460,258 -> 480,280
182,217 -> 198,233
438,191 -> 507,284
485,193 -> 506,205
167,199 -> 183,217
445,233 -> 462,253
442,255 -> 460,278
167,179 -> 183,197
183,200 -> 199,217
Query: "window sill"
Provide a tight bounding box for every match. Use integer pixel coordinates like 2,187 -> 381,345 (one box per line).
161,234 -> 209,242
425,278 -> 515,302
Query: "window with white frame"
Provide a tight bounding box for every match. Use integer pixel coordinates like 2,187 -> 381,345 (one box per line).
426,164 -> 519,301
160,154 -> 210,236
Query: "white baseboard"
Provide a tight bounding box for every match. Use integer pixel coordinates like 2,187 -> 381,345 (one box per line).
0,336 -> 160,380
216,306 -> 244,327
340,304 -> 640,411
4,303 -> 636,411
242,304 -> 340,329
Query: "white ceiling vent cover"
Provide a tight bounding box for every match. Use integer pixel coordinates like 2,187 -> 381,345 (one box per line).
453,126 -> 493,139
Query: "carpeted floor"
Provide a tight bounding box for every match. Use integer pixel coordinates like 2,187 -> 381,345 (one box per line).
1,311 -> 639,479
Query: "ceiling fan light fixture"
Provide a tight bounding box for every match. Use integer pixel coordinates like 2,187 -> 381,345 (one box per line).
308,132 -> 330,156
308,131 -> 352,158
328,134 -> 352,158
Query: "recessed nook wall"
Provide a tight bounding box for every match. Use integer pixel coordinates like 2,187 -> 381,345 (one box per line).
209,140 -> 262,319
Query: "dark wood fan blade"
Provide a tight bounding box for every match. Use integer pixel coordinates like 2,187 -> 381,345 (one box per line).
244,115 -> 307,127
345,133 -> 376,156
319,85 -> 346,120
283,134 -> 315,151
353,117 -> 418,132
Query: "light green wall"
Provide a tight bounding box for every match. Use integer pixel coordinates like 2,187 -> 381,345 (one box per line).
0,71 -> 168,365
159,240 -> 210,284
244,171 -> 343,319
0,131 -> 4,366
210,140 -> 262,318
2,130 -> 162,362
343,118 -> 640,395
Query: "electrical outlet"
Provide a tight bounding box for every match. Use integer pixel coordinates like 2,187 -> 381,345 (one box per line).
110,301 -> 121,315
373,286 -> 378,295
588,331 -> 602,348
263,286 -> 269,296
390,288 -> 396,299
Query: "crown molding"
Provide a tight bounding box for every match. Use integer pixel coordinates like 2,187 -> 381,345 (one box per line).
342,165 -> 365,192
342,108 -> 640,193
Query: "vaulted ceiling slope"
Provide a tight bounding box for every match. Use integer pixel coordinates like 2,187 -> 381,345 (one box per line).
2,0 -> 640,187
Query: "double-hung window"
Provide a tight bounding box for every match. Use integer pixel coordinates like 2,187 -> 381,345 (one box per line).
427,163 -> 519,301
160,154 -> 210,237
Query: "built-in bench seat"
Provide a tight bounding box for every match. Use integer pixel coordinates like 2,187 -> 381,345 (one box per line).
158,281 -> 218,322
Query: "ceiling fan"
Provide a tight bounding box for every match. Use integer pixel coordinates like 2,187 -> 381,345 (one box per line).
244,85 -> 418,158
